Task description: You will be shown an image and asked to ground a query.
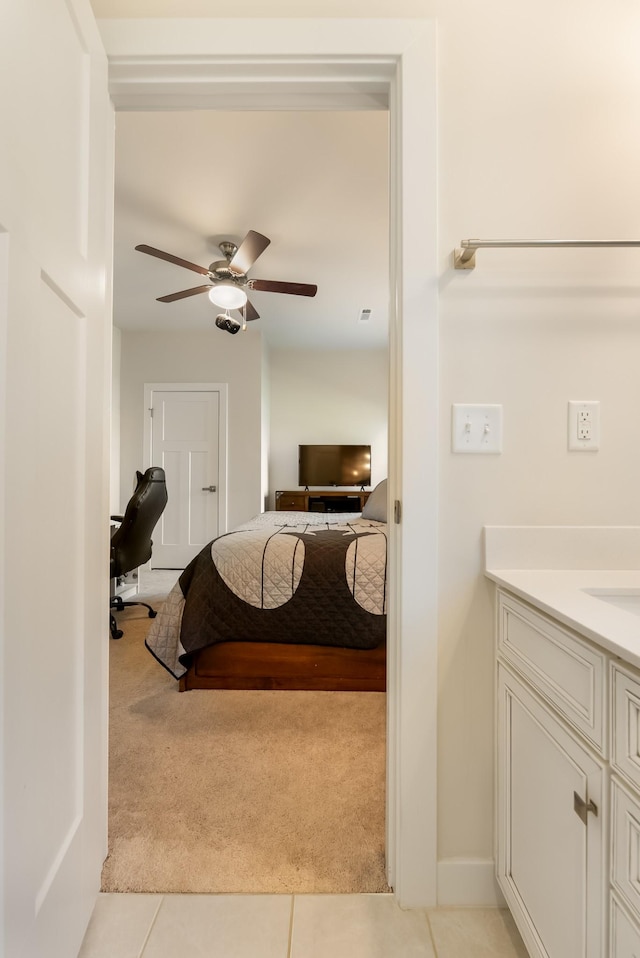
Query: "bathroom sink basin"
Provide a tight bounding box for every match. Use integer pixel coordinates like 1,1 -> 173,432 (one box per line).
583,588 -> 640,618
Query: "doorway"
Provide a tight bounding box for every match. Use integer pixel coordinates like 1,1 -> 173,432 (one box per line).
111,110 -> 390,893
104,17 -> 438,907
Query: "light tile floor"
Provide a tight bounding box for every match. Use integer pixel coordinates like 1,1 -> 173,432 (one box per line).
78,893 -> 529,958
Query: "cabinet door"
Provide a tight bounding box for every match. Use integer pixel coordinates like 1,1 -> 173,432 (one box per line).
611,894 -> 640,957
497,665 -> 606,958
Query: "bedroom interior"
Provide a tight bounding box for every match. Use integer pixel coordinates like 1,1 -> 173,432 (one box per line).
109,107 -> 390,891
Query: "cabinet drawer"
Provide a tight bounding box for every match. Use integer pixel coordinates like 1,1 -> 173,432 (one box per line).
498,591 -> 606,754
276,493 -> 306,511
611,778 -> 640,923
612,663 -> 640,791
611,894 -> 640,958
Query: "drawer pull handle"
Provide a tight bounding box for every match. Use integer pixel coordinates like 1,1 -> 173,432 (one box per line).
201,485 -> 217,492
573,791 -> 598,825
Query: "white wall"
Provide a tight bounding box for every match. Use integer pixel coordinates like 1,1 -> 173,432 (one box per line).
118,329 -> 264,529
268,348 -> 388,508
110,325 -> 122,514
436,0 -> 640,880
95,0 -> 640,903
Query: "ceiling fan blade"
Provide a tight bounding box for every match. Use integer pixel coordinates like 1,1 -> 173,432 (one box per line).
135,244 -> 211,277
229,230 -> 271,274
248,279 -> 318,297
243,299 -> 260,322
156,285 -> 211,303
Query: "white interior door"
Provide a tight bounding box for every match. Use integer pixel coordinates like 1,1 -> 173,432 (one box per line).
148,386 -> 226,568
0,3 -> 112,957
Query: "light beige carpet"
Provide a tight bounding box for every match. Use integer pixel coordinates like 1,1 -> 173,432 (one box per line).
102,598 -> 389,894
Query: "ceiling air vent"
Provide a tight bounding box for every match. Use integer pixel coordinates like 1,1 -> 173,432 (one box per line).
358,308 -> 373,323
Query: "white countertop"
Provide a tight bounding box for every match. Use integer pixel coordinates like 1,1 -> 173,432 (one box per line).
485,568 -> 640,670
483,526 -> 640,670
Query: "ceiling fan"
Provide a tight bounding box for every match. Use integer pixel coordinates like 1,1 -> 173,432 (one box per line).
135,230 -> 318,334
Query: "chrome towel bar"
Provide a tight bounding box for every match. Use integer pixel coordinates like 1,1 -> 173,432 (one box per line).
454,238 -> 640,270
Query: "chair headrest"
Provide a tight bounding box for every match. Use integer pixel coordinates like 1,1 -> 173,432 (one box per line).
140,466 -> 166,483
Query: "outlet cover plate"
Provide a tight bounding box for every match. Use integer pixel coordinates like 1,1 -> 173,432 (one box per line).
568,400 -> 600,451
452,404 -> 503,454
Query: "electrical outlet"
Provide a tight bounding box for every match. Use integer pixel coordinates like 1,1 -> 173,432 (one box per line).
568,401 -> 600,451
577,409 -> 593,440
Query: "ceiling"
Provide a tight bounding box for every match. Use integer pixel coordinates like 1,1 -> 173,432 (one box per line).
113,110 -> 390,350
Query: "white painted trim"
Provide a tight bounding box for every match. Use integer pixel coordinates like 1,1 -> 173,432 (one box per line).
101,17 -> 438,908
143,382 -> 229,538
437,859 -> 506,907
387,23 -> 439,909
0,229 -> 8,949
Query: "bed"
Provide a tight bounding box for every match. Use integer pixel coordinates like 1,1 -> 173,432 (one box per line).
145,508 -> 388,692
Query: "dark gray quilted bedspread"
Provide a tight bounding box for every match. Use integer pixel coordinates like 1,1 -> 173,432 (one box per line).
146,513 -> 387,679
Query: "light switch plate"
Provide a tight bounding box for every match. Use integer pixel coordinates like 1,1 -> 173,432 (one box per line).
568,400 -> 600,451
452,404 -> 503,454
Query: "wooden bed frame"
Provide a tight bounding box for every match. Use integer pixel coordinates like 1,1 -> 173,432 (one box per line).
178,640 -> 386,692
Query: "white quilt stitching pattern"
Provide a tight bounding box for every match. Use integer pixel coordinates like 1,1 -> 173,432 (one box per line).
145,583 -> 187,677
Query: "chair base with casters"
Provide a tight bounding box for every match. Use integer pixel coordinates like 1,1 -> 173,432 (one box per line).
109,594 -> 158,640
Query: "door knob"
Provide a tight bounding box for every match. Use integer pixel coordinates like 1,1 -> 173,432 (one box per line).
201,485 -> 217,492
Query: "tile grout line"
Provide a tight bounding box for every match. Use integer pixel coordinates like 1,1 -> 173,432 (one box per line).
423,910 -> 440,958
286,894 -> 296,958
138,895 -> 165,958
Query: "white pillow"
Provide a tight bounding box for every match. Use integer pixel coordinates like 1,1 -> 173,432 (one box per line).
361,479 -> 387,522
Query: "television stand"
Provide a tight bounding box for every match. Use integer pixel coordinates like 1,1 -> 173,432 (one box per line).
275,490 -> 371,513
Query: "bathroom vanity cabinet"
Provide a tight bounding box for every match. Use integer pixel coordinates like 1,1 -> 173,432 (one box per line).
495,588 -> 640,958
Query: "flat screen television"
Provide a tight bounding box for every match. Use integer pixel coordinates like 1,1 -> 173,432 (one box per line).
298,444 -> 371,488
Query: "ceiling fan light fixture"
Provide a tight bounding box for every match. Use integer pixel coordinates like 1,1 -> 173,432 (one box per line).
208,283 -> 248,310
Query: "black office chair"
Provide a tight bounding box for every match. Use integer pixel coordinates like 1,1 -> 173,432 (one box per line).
110,466 -> 168,640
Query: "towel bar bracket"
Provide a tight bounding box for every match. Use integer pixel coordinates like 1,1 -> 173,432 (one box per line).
454,247 -> 477,269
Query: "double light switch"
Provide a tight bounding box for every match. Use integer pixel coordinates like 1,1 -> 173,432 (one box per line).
451,404 -> 503,454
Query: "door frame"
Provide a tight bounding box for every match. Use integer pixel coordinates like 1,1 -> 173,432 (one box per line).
143,382 -> 229,546
100,17 -> 438,907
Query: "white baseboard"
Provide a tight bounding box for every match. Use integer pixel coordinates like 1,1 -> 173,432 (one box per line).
437,859 -> 506,907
